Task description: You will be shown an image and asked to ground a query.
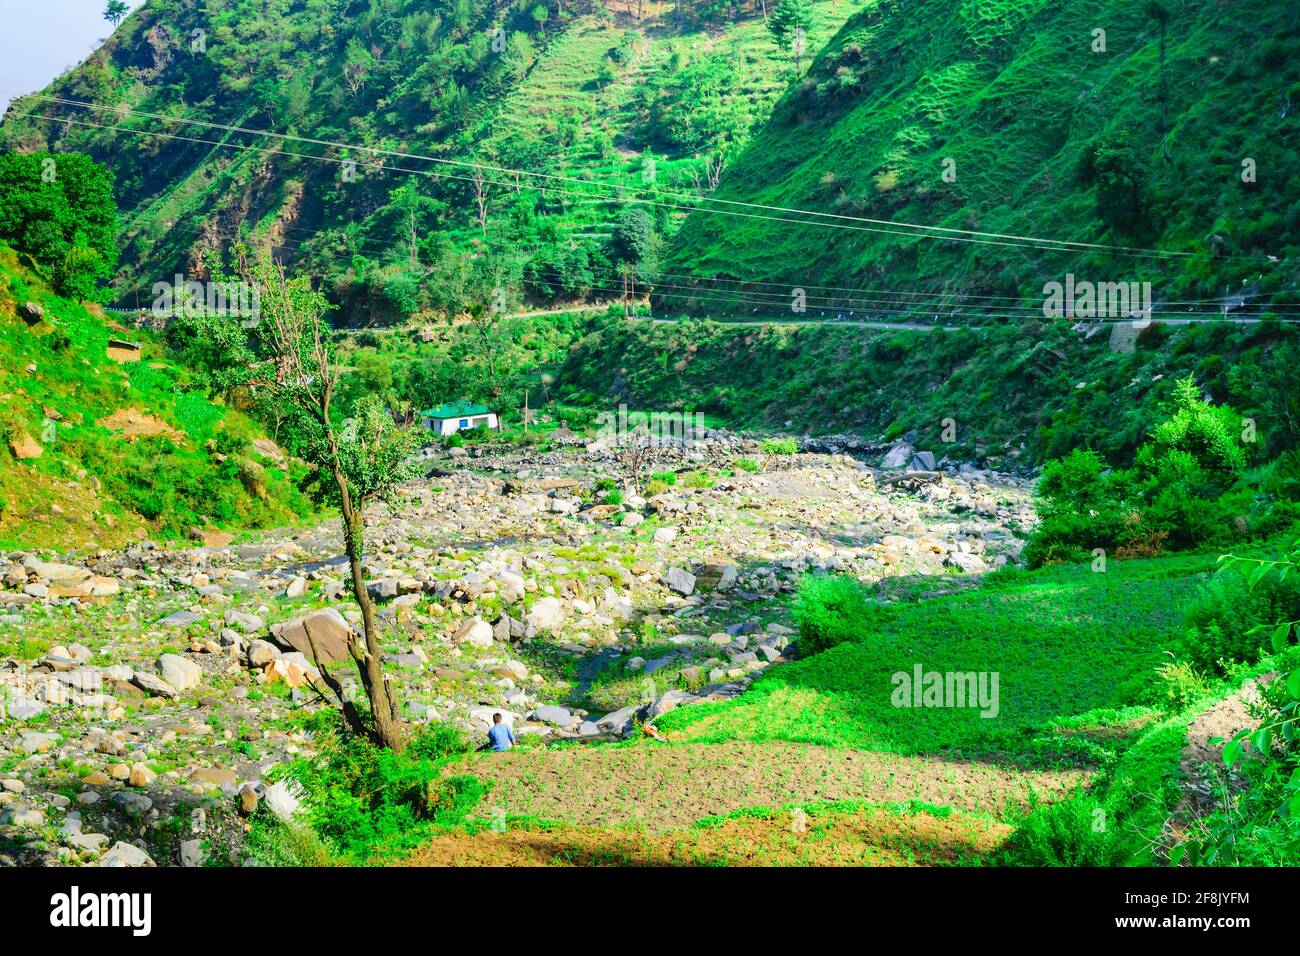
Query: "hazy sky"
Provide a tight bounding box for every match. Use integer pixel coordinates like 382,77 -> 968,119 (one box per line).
0,0 -> 148,115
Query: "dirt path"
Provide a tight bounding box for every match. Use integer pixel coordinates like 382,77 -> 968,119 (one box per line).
445,740 -> 1090,832
1177,674 -> 1274,814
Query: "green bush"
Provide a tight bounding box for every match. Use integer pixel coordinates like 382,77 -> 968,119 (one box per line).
1002,796 -> 1119,866
735,457 -> 760,472
792,572 -> 874,655
1026,379 -> 1259,565
273,711 -> 481,864
1023,449 -> 1132,566
1180,562 -> 1300,675
681,469 -> 714,488
761,437 -> 798,455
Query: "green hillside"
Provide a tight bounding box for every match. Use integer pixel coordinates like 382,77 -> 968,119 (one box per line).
553,314 -> 1300,466
1,0 -> 856,318
0,244 -> 314,550
664,0 -> 1300,315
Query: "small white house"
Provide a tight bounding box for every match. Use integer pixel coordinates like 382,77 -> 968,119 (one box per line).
420,400 -> 499,436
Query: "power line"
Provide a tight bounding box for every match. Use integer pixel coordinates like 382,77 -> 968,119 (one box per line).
122,210 -> 1300,319
6,91 -> 1257,262
8,106 -> 1294,317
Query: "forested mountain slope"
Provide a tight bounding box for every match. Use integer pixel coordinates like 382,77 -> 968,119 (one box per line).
664,0 -> 1300,316
1,0 -> 856,318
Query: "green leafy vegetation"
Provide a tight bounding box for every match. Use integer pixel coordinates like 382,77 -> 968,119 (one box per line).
1026,376 -> 1298,564
660,553 -> 1216,758
250,711 -> 484,864
667,0 -> 1300,314
0,151 -> 119,301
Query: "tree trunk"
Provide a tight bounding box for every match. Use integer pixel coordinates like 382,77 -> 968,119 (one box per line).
336,475 -> 406,752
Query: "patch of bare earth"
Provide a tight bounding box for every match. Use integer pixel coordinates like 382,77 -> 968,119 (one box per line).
1168,674 -> 1276,847
398,806 -> 1011,867
443,741 -> 1090,831
95,408 -> 185,443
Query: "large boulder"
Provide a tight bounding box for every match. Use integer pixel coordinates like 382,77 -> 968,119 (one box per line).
495,570 -> 526,604
101,841 -> 155,867
596,706 -> 639,736
881,441 -> 913,469
662,566 -> 696,596
945,551 -> 987,574
908,450 -> 937,471
224,608 -> 264,633
525,597 -> 565,633
453,617 -> 495,648
8,433 -> 42,461
531,705 -> 577,728
263,780 -> 303,822
130,671 -> 178,699
696,563 -> 737,593
269,607 -> 356,665
158,654 -> 201,693
23,557 -> 90,586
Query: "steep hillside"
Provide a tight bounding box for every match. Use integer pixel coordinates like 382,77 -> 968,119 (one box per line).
553,314 -> 1300,467
1,0 -> 856,318
0,245 -> 314,551
664,0 -> 1300,315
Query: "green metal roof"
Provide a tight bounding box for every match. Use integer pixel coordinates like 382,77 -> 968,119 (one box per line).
420,400 -> 493,420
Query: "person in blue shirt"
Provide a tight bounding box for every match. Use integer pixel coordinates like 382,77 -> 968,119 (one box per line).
486,712 -> 516,751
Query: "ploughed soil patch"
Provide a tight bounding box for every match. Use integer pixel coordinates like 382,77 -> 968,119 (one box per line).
399,805 -> 1011,866
444,741 -> 1089,831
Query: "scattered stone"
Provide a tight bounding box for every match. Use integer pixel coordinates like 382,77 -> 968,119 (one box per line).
663,567 -> 697,596
270,607 -> 356,665
101,842 -> 155,867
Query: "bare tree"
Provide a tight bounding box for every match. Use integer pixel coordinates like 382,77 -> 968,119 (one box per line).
243,250 -> 418,752
615,429 -> 658,494
471,169 -> 490,236
690,151 -> 728,196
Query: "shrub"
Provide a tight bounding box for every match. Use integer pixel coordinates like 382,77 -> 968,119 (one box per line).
1152,654 -> 1210,711
792,572 -> 874,655
273,711 -> 481,863
761,437 -> 798,455
1024,449 -> 1132,566
1002,795 -> 1118,866
735,457 -> 760,472
1026,379 -> 1255,564
682,469 -> 714,488
1180,561 -> 1300,675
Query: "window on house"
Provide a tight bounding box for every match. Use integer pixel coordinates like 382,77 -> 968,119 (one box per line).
459,419 -> 469,429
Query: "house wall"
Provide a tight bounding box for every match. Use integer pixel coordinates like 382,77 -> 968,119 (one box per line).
427,413 -> 499,435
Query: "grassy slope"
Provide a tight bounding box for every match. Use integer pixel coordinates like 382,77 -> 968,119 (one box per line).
0,245 -> 314,551
665,0 -> 1300,308
472,2 -> 857,245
